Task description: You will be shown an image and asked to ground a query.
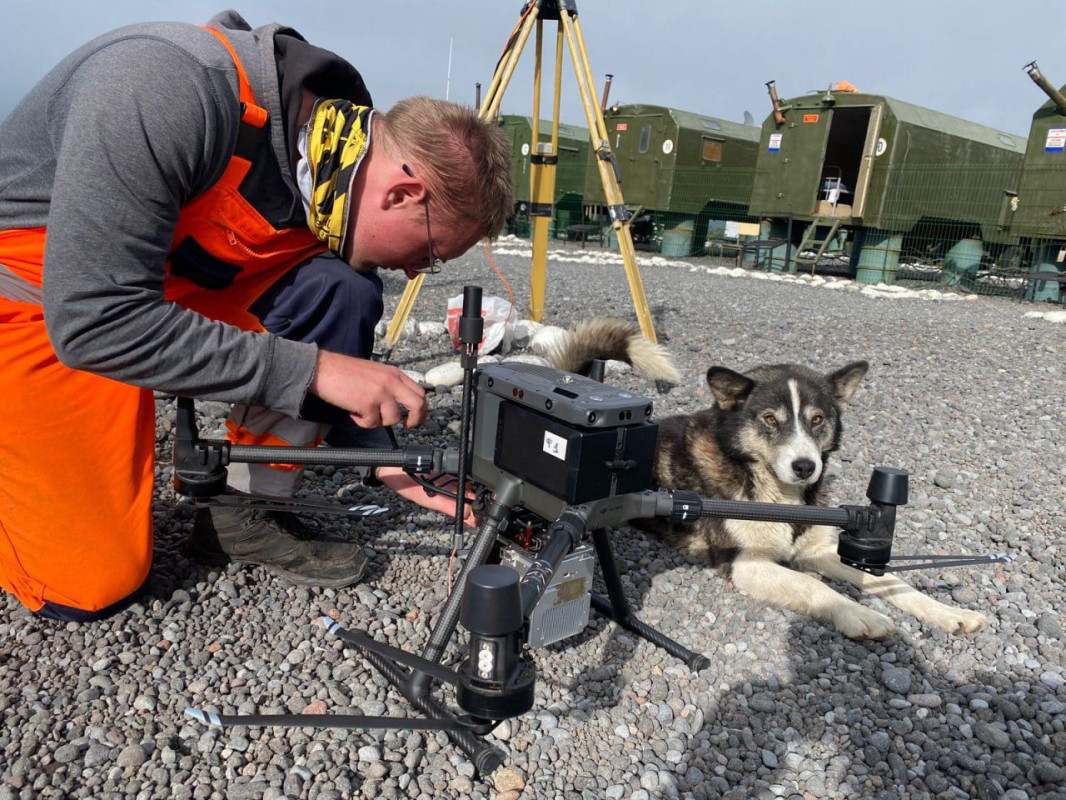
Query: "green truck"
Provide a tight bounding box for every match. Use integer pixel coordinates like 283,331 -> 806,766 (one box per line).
750,85 -> 1025,284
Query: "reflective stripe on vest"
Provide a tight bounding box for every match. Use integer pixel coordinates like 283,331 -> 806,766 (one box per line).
0,262 -> 42,304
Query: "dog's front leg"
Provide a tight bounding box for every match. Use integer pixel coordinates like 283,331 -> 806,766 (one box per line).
730,555 -> 896,639
794,527 -> 988,635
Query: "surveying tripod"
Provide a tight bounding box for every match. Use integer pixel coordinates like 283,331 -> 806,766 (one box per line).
379,0 -> 658,360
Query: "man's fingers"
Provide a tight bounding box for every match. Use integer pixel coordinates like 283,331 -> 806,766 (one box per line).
398,369 -> 424,394
310,352 -> 430,430
394,384 -> 428,428
350,408 -> 381,430
378,398 -> 404,428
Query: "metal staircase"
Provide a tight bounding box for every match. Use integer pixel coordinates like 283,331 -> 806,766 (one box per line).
794,217 -> 843,274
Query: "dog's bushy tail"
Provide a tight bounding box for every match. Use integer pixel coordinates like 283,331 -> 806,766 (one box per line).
547,318 -> 681,383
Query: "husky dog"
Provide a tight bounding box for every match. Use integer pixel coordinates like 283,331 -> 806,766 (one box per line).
551,320 -> 988,640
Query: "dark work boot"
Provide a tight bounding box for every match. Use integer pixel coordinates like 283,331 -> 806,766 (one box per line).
189,505 -> 369,588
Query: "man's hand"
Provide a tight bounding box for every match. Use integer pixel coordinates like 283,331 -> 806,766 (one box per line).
376,467 -> 479,528
309,350 -> 427,429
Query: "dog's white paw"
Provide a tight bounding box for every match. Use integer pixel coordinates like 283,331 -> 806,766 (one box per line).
922,603 -> 989,635
832,605 -> 897,640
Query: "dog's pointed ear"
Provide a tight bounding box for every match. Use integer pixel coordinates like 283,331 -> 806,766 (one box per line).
828,360 -> 869,403
706,367 -> 754,410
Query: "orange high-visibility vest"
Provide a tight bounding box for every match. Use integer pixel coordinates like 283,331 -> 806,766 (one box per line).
0,26 -> 326,615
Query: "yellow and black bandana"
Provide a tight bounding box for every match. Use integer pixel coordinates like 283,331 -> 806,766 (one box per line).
305,99 -> 373,253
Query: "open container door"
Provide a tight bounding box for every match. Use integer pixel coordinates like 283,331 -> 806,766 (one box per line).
770,112 -> 829,218
817,105 -> 878,220
852,104 -> 883,220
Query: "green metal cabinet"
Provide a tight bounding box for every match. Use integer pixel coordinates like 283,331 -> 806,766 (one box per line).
499,114 -> 589,211
750,92 -> 1025,235
1007,72 -> 1066,301
584,103 -> 760,218
749,90 -> 1025,283
1011,86 -> 1066,239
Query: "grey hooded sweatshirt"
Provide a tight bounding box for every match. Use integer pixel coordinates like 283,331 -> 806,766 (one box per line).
0,10 -> 371,417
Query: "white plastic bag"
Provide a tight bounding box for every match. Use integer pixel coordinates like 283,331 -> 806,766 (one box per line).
445,294 -> 518,355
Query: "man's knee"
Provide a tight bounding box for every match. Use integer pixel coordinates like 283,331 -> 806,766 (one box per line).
30,574 -> 149,623
252,254 -> 383,357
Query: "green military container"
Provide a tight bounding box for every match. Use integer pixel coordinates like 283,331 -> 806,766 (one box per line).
499,115 -> 590,237
749,89 -> 1025,284
583,104 -> 760,255
1009,63 -> 1066,302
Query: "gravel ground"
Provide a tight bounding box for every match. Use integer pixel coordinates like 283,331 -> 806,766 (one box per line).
2,237 -> 1065,800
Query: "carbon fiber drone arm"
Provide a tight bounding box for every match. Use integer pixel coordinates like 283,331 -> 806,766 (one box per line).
171,395 -> 458,499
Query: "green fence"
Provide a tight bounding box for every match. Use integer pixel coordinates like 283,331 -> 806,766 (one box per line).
506,160 -> 1066,303
743,161 -> 1054,299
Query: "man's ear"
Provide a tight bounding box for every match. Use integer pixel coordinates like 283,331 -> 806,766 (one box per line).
381,168 -> 427,211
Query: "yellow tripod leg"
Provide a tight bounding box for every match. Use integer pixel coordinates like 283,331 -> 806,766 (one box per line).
528,21 -> 565,323
614,224 -> 656,340
378,9 -> 539,360
528,20 -> 548,322
379,274 -> 425,358
559,10 -> 657,343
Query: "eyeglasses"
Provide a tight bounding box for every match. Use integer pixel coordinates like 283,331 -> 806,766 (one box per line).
402,163 -> 444,275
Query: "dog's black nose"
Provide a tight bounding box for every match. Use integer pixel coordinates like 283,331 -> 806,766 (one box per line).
792,458 -> 816,480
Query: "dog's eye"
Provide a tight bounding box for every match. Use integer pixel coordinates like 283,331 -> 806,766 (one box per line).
762,412 -> 778,427
810,414 -> 825,427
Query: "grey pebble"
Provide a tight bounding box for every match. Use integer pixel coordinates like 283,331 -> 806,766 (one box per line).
1039,671 -> 1064,689
358,745 -> 382,762
116,744 -> 147,769
882,667 -> 913,694
53,744 -> 80,764
974,722 -> 1013,750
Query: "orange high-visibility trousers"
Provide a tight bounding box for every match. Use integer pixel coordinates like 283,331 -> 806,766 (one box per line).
0,26 -> 324,618
0,294 -> 155,615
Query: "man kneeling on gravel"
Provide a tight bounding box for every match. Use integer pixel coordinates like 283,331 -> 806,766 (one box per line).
0,11 -> 512,621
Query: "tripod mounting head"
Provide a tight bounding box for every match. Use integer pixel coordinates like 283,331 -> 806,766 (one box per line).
522,0 -> 579,22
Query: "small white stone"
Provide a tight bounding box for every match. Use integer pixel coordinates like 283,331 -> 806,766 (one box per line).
424,361 -> 464,387
357,745 -> 381,762
529,325 -> 568,357
514,319 -> 543,342
417,321 -> 448,338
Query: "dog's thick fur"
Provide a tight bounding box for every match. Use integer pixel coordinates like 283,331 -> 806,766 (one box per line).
550,319 -> 988,640
545,318 -> 682,384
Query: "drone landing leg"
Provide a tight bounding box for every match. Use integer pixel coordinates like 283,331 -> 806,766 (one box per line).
589,528 -> 711,671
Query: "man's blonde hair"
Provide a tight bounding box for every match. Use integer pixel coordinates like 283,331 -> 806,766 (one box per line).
377,97 -> 514,239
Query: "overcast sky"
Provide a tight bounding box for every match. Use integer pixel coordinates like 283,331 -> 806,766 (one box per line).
2,2 -> 1064,137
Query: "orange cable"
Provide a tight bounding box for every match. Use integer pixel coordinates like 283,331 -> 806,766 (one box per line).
484,239 -> 516,323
